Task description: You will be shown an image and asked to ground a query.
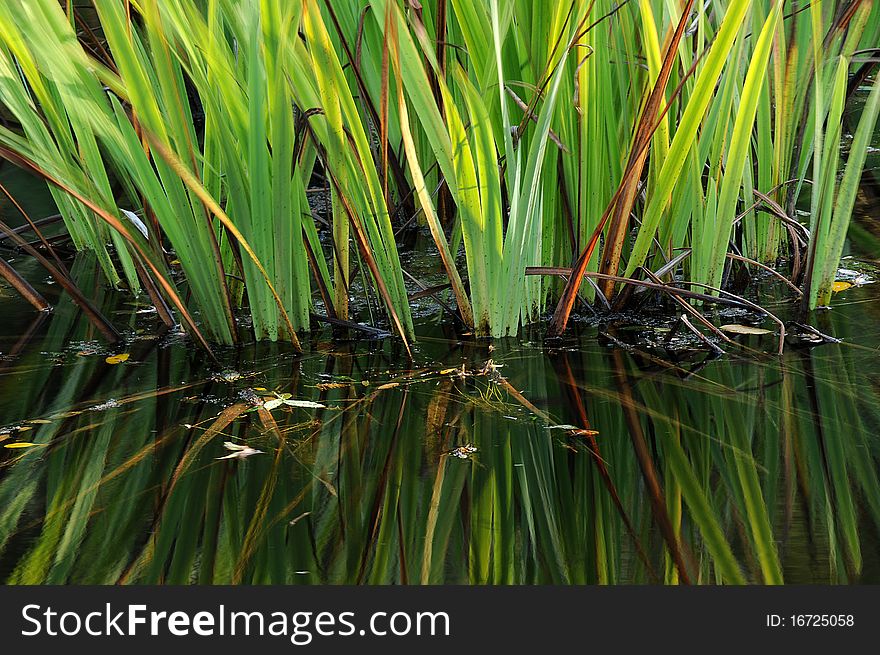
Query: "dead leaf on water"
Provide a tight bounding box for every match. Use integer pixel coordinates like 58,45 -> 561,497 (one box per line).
262,394 -> 326,411
316,382 -> 350,390
216,441 -> 263,460
26,419 -> 51,425
446,444 -> 478,460
719,324 -> 772,335
262,397 -> 286,411
105,353 -> 130,365
282,399 -> 326,409
832,281 -> 853,293
288,512 -> 312,527
376,382 -> 399,390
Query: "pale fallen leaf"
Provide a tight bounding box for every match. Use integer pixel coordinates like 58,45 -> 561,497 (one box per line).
832,281 -> 852,293
105,353 -> 130,365
216,441 -> 263,460
282,399 -> 326,409
262,397 -> 286,411
288,512 -> 312,527
546,424 -> 598,436
376,382 -> 400,391
719,324 -> 772,335
446,444 -> 478,459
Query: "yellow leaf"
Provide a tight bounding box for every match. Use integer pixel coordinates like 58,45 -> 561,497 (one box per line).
832,281 -> 852,293
4,442 -> 38,449
719,324 -> 772,335
105,353 -> 130,365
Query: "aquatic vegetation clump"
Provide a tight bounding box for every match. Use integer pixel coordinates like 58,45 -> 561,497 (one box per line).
0,0 -> 878,346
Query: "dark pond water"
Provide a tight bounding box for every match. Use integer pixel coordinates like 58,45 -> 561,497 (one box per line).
2,245 -> 880,585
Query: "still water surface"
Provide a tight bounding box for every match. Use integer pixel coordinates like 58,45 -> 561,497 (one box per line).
2,252 -> 879,584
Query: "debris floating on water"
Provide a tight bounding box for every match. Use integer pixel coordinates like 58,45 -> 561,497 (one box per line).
446,444 -> 478,460
261,393 -> 326,410
216,441 -> 264,461
719,324 -> 772,335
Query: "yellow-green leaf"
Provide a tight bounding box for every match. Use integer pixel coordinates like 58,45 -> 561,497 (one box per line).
720,324 -> 772,335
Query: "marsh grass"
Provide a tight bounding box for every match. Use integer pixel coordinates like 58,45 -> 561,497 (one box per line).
0,1 -> 878,346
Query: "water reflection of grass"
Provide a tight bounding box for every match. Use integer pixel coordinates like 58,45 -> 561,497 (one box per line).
1,286 -> 880,584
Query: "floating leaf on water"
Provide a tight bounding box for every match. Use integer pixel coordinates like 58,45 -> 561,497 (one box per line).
262,397 -> 286,411
719,324 -> 772,335
376,382 -> 399,391
282,399 -> 326,409
253,387 -> 267,392
213,369 -> 242,383
216,440 -> 263,460
105,353 -> 130,365
547,424 -> 598,436
288,511 -> 312,527
446,444 -> 478,459
832,281 -> 852,293
316,382 -> 350,390
439,368 -> 459,375
4,442 -> 38,449
26,419 -> 51,425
